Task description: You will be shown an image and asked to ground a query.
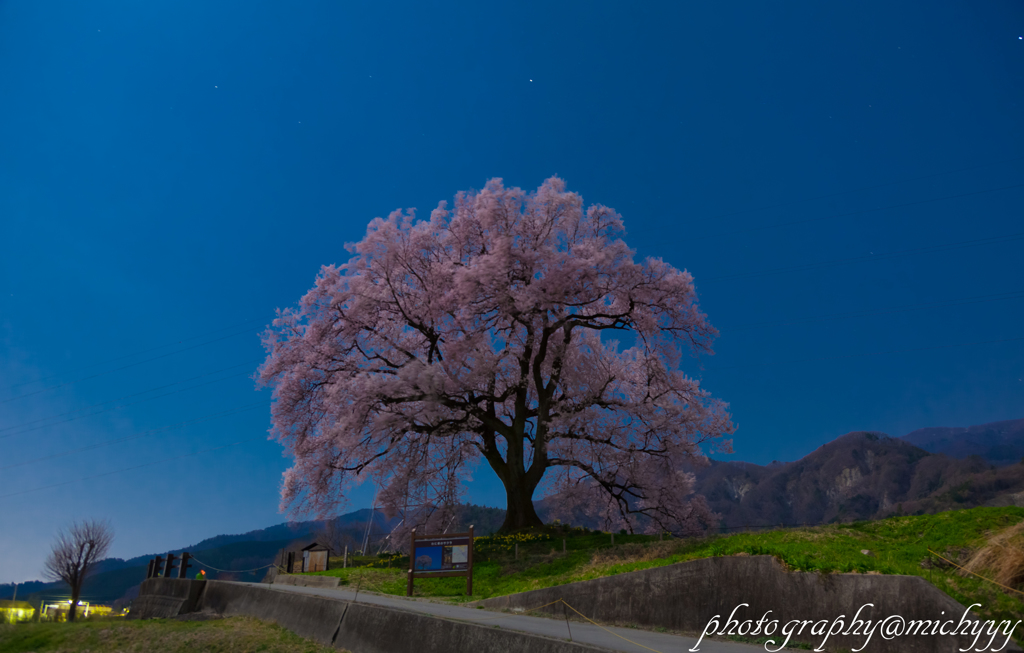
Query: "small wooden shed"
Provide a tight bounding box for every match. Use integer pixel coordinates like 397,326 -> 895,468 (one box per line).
300,542 -> 331,572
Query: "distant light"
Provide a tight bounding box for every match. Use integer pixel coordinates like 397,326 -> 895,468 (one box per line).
529,79 -> 533,82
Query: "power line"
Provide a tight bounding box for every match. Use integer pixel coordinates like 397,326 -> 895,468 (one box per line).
0,317 -> 263,393
0,401 -> 267,471
0,327 -> 260,406
691,181 -> 1023,242
707,335 -> 1024,371
692,154 -> 1019,227
723,290 -> 1024,333
0,367 -> 262,440
703,230 -> 1024,283
0,435 -> 268,500
0,359 -> 262,434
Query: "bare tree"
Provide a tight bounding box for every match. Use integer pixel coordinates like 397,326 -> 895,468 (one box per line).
313,518 -> 357,558
44,520 -> 113,622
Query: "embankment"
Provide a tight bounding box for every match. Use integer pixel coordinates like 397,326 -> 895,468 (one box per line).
476,554 -> 1015,653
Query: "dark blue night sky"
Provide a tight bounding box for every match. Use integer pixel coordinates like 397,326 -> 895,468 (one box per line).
1,1 -> 1022,583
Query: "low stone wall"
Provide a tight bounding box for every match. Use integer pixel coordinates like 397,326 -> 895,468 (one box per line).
273,574 -> 341,589
476,555 -> 1018,653
128,578 -> 206,619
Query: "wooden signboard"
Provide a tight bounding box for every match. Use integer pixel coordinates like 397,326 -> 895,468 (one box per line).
406,526 -> 474,596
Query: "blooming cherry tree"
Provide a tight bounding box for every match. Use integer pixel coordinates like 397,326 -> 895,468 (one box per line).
258,177 -> 733,534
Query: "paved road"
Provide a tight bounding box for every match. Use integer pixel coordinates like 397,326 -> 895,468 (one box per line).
252,582 -> 763,653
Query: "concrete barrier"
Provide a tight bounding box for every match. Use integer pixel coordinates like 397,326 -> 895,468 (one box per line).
273,574 -> 341,589
200,581 -> 347,646
128,578 -> 206,619
135,579 -> 606,653
475,555 -> 1017,653
334,601 -> 606,653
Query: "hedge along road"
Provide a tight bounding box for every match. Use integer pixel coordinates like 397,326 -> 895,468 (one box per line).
250,581 -> 762,653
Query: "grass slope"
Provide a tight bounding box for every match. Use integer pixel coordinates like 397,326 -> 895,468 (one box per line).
0,617 -> 336,653
309,507 -> 1024,634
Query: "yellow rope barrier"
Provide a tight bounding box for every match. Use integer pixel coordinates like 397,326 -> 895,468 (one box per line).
561,599 -> 666,653
467,598 -> 568,623
927,548 -> 1024,597
469,597 -> 665,653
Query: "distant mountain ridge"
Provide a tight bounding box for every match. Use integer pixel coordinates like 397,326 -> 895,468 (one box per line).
694,429 -> 1024,529
6,418 -> 1020,605
498,419 -> 1024,531
901,418 -> 1024,466
0,508 -> 397,604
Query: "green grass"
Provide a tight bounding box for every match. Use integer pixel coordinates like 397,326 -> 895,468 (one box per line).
303,507 -> 1024,635
0,616 -> 338,653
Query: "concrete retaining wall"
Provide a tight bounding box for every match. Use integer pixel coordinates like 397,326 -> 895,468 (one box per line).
273,574 -> 341,589
136,579 -> 605,653
128,578 -> 206,619
334,601 -> 606,653
201,581 -> 347,646
477,555 -> 1015,653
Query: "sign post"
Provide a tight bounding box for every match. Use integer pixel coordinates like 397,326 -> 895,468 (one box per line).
406,525 -> 474,597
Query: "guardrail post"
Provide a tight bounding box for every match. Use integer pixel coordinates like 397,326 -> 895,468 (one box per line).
178,552 -> 192,579
164,553 -> 178,578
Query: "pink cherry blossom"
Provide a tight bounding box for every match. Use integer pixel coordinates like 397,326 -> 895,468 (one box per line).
258,177 -> 733,535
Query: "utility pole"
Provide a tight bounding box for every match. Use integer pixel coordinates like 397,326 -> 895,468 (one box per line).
362,485 -> 380,554
11,583 -> 16,602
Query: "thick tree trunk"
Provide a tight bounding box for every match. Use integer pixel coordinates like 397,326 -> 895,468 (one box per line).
68,585 -> 80,622
499,480 -> 544,532
480,416 -> 547,532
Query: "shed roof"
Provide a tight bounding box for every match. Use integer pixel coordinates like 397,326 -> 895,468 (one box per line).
301,541 -> 331,552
